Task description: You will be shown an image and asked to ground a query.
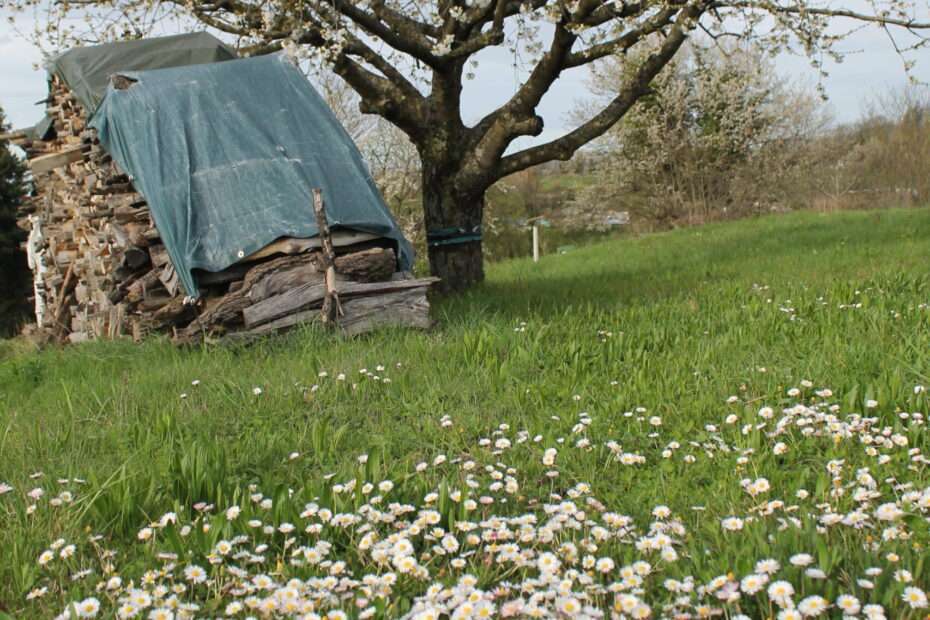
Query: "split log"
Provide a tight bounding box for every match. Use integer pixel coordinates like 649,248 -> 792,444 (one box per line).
334,247 -> 395,283
149,244 -> 170,267
186,293 -> 249,334
247,257 -> 323,303
126,268 -> 164,304
225,287 -> 432,342
338,288 -> 433,337
151,296 -> 197,328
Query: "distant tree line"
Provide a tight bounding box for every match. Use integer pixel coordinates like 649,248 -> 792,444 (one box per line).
567,41 -> 930,230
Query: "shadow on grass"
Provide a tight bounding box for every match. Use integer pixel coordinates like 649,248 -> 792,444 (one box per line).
441,209 -> 930,321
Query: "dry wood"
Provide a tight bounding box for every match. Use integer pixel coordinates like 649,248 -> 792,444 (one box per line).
312,188 -> 342,324
227,288 -> 432,342
243,276 -> 438,328
227,309 -> 320,342
29,147 -> 84,175
151,296 -> 196,328
333,247 -> 395,283
0,128 -> 29,142
240,237 -> 317,262
338,288 -> 432,337
194,264 -> 251,287
247,257 -> 323,303
18,79 -> 437,344
149,244 -> 170,267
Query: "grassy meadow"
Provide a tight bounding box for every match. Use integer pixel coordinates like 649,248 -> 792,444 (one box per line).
2,207 -> 930,619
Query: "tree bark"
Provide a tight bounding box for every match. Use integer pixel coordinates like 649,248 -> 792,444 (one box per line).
421,167 -> 485,293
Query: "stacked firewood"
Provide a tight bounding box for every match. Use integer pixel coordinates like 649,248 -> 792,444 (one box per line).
11,76 -> 435,344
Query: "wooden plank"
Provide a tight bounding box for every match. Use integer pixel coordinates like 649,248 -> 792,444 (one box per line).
226,288 -> 432,343
240,237 -> 317,262
28,147 -> 84,175
238,231 -> 380,263
0,129 -> 29,142
242,276 -> 438,328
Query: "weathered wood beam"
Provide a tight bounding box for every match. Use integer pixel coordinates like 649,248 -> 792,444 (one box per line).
28,146 -> 84,175
242,277 -> 439,328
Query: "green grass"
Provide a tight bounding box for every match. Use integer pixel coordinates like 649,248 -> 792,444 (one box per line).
537,172 -> 598,194
2,207 -> 930,618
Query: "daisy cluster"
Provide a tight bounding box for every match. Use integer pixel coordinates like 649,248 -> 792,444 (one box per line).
9,380 -> 930,619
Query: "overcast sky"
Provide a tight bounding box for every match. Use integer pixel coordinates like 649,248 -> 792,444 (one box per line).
2,11 -> 929,143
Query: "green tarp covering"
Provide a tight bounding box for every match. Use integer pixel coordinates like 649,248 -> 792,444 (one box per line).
49,32 -> 237,115
91,53 -> 413,298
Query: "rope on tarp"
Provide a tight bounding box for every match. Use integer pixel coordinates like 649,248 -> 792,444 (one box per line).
427,226 -> 482,247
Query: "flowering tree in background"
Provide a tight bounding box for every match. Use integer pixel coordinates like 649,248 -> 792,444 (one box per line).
3,0 -> 929,290
575,42 -> 829,226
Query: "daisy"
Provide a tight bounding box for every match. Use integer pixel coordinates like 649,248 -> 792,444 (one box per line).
767,580 -> 794,606
902,587 -> 928,608
836,594 -> 861,615
740,573 -> 767,595
798,595 -> 829,616
183,565 -> 207,584
75,597 -> 101,618
721,517 -> 744,531
789,553 -> 814,566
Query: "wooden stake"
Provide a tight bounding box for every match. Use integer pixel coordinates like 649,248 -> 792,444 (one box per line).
312,188 -> 342,324
532,224 -> 540,262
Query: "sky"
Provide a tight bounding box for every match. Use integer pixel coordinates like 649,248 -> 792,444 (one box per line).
1,10 -> 929,144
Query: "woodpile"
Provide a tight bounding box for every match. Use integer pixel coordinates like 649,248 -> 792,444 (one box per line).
9,76 -> 435,344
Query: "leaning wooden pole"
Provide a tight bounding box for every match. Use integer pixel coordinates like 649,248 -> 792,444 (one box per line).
312,188 -> 343,324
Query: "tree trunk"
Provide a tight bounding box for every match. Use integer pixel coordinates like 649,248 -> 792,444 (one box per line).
421,169 -> 485,293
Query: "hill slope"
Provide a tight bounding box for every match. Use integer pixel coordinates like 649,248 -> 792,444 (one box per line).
2,208 -> 930,618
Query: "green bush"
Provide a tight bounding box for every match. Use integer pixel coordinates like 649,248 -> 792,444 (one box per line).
0,107 -> 30,337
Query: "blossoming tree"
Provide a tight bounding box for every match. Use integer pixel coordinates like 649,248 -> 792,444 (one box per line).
6,0 -> 929,290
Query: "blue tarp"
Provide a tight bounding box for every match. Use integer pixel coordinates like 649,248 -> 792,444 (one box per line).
50,33 -> 237,115
91,53 -> 413,298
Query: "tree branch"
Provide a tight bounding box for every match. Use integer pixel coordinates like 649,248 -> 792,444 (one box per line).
565,7 -> 681,67
720,0 -> 930,29
496,4 -> 703,179
333,1 -> 441,68
464,0 -> 674,183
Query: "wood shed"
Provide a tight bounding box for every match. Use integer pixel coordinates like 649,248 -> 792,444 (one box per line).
9,33 -> 434,344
